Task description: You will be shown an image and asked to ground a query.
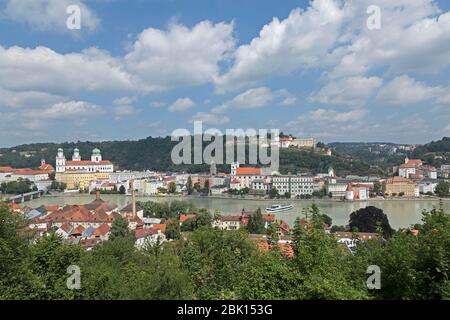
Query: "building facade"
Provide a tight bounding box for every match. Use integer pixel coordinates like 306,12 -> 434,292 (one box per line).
56,148 -> 114,173
382,176 -> 417,197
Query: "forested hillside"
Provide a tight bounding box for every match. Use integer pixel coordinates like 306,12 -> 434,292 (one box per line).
4,136 -> 448,176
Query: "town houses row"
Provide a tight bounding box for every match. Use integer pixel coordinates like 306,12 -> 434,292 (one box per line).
1,147 -> 450,200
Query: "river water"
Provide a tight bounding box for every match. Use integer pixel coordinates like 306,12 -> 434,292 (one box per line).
23,194 -> 450,229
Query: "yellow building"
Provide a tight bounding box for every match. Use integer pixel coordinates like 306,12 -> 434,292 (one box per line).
56,171 -> 111,190
382,176 -> 417,197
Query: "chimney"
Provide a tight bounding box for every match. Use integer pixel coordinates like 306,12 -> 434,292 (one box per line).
96,190 -> 100,200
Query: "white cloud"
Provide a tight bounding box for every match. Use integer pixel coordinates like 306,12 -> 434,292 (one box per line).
2,0 -> 100,32
376,75 -> 443,106
281,96 -> 297,106
125,20 -> 235,92
191,112 -> 230,125
0,46 -> 133,95
285,108 -> 368,140
113,96 -> 137,106
0,87 -> 64,108
217,0 -> 450,95
168,98 -> 195,113
26,100 -> 103,120
216,0 -> 344,92
328,0 -> 450,78
212,87 -> 295,113
309,76 -> 383,107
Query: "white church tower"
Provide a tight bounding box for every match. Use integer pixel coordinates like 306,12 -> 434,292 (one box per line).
72,148 -> 81,161
56,148 -> 66,173
91,148 -> 102,163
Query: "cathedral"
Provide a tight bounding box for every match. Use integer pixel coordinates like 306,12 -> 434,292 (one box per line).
56,148 -> 114,173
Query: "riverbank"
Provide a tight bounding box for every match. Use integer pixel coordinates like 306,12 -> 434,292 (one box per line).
23,193 -> 450,229
41,192 -> 450,203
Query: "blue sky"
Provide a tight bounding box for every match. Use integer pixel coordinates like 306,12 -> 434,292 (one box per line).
0,0 -> 449,147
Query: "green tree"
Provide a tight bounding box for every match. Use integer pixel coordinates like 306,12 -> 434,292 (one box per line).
180,227 -> 255,299
349,206 -> 395,238
168,182 -> 177,194
203,180 -> 210,195
186,176 -> 193,195
246,208 -> 265,234
181,209 -> 212,232
110,216 -> 132,241
237,251 -> 302,299
165,219 -> 181,240
28,233 -> 84,299
269,187 -> 279,199
435,181 -> 449,197
292,204 -> 369,299
373,181 -> 381,196
119,185 -> 126,194
0,204 -> 35,299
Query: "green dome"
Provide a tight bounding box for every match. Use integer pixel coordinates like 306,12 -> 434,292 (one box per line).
57,148 -> 63,152
92,148 -> 101,155
74,148 -> 79,152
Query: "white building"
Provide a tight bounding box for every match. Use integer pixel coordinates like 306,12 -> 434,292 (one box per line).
326,179 -> 348,198
231,162 -> 266,190
272,175 -> 316,197
290,138 -> 316,149
10,169 -> 49,182
251,179 -> 272,192
109,171 -> 154,182
56,148 -> 114,173
135,229 -> 166,249
144,180 -> 165,195
417,181 -> 438,194
0,166 -> 13,182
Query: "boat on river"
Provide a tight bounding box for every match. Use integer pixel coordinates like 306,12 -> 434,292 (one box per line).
265,204 -> 294,213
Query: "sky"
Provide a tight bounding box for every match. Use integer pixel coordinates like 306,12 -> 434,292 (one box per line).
0,0 -> 449,147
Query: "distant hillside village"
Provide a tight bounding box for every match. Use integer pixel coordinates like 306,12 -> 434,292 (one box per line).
1,143 -> 450,201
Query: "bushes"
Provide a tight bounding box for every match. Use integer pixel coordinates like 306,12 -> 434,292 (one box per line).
0,203 -> 448,300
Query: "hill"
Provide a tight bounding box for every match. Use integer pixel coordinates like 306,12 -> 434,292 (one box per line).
0,136 -> 392,177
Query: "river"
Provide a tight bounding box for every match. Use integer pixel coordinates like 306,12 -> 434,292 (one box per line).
22,194 -> 450,229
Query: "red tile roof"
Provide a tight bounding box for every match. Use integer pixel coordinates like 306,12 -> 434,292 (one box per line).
220,215 -> 241,222
93,224 -> 110,236
39,163 -> 54,172
12,169 -> 49,175
179,214 -> 195,223
8,202 -> 22,211
385,176 -> 415,184
135,228 -> 159,239
0,166 -> 14,172
236,167 -> 261,175
405,159 -> 423,167
46,205 -> 61,212
151,224 -> 166,233
71,225 -> 85,235
59,222 -> 73,233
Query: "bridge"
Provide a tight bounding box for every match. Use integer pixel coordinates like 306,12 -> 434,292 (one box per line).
3,190 -> 45,203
